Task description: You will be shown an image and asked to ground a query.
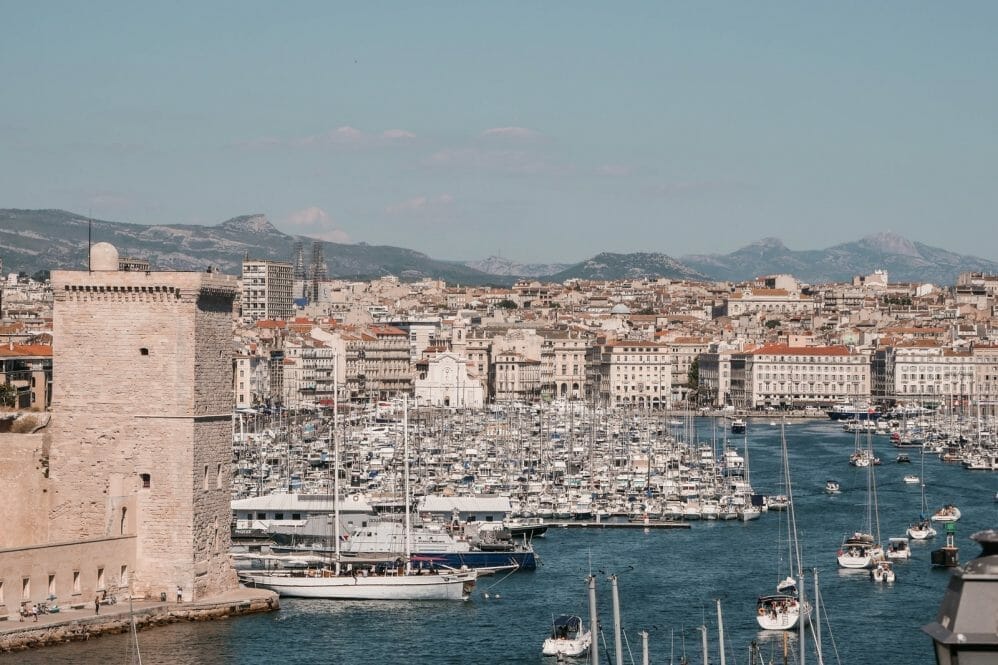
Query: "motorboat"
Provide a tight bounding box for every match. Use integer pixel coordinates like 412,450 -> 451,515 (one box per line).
767,494 -> 790,511
824,480 -> 841,495
542,615 -> 591,658
930,504 -> 961,523
903,475 -> 920,485
730,418 -> 746,434
870,559 -> 896,583
885,537 -> 911,560
895,454 -> 911,464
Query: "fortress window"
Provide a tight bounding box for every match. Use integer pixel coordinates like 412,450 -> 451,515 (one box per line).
97,568 -> 105,590
203,465 -> 209,491
48,574 -> 56,597
22,577 -> 29,601
216,463 -> 222,489
73,571 -> 80,594
140,473 -> 151,489
140,348 -> 149,356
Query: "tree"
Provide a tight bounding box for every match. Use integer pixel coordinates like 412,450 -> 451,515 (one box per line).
496,299 -> 518,309
687,357 -> 699,390
765,319 -> 781,329
31,270 -> 50,283
0,383 -> 16,408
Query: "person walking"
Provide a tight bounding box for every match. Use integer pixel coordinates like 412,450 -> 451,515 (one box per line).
94,595 -> 100,615
176,586 -> 183,603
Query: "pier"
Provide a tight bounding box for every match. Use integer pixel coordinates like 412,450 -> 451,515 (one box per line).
549,520 -> 691,529
0,588 -> 279,654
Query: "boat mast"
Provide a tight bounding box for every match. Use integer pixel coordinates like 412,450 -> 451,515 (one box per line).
333,354 -> 341,573
812,568 -> 823,665
588,574 -> 599,665
610,574 -> 623,665
403,395 -> 412,572
716,598 -> 726,665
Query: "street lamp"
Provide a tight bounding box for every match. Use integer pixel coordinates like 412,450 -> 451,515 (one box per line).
923,529 -> 998,664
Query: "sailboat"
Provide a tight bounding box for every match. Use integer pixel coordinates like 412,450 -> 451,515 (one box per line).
837,429 -> 884,569
239,394 -> 477,600
906,448 -> 937,540
756,421 -> 812,631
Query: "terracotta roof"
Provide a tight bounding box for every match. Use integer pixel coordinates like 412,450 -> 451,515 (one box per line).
0,343 -> 52,358
750,344 -> 852,357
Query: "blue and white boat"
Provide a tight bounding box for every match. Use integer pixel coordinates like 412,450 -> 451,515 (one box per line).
827,402 -> 882,421
275,519 -> 537,570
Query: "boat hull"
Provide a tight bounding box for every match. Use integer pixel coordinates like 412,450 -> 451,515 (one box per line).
542,633 -> 591,657
239,570 -> 475,600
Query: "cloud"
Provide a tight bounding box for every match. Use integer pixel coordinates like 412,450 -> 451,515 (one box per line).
482,126 -> 543,141
280,206 -> 350,243
385,194 -> 455,215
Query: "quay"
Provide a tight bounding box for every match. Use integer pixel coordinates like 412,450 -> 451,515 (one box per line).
0,588 -> 279,654
549,521 -> 691,529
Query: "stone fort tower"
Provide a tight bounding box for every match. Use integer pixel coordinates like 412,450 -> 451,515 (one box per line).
47,243 -> 239,600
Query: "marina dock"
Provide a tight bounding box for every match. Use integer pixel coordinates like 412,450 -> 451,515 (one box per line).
549,520 -> 691,529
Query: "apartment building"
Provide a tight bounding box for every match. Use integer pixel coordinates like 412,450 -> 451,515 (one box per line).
730,344 -> 870,410
721,288 -> 817,318
541,332 -> 589,399
589,341 -> 672,408
872,343 -> 981,404
492,351 -> 542,403
241,259 -> 293,320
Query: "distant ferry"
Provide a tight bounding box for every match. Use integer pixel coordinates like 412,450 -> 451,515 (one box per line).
827,403 -> 882,421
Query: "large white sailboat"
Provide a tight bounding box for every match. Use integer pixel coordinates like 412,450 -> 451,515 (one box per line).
756,422 -> 812,631
837,430 -> 884,569
239,395 -> 477,600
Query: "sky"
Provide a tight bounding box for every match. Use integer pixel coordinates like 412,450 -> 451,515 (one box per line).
2,2 -> 997,263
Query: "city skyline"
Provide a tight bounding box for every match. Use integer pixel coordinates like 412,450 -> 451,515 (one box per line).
3,2 -> 998,263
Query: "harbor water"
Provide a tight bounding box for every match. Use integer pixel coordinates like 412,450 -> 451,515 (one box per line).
6,420 -> 996,664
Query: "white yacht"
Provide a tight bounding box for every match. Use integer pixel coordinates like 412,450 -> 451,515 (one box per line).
542,615 -> 591,658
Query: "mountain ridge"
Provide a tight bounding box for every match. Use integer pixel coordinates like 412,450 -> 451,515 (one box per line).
1,208 -> 995,285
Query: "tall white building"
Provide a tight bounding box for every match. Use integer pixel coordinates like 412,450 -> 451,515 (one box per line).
241,259 -> 293,320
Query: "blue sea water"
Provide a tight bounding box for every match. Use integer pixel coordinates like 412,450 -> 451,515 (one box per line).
6,420 -> 996,664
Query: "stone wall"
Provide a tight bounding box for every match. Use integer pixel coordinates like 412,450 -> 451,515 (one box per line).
0,536 -> 135,618
0,432 -> 50,549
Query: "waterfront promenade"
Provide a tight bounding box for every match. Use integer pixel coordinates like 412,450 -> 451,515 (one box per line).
0,588 -> 278,653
